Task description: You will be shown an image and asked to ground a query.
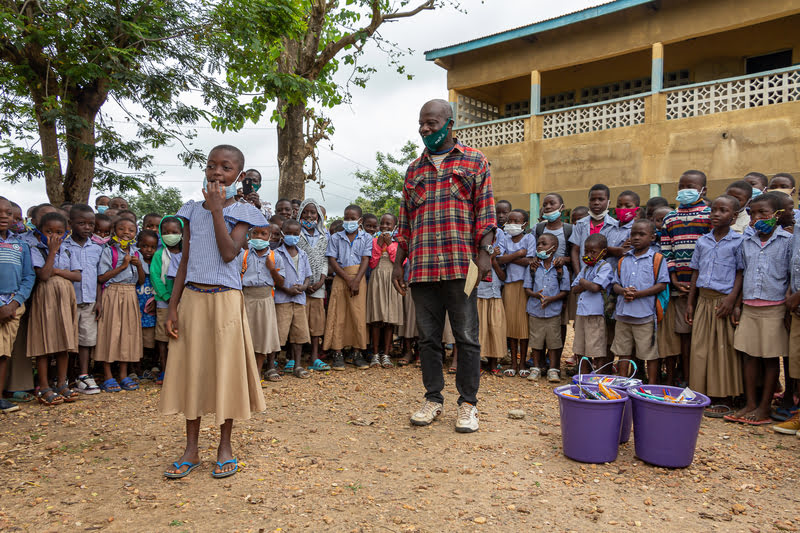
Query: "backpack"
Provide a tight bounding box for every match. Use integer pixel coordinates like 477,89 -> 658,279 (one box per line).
616,252 -> 670,323
240,249 -> 275,278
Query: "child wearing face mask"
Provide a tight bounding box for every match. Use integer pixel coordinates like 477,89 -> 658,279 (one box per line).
273,219 -> 313,378
296,198 -> 330,372
571,233 -> 613,375
135,229 -> 159,381
534,193 -> 575,364
497,208 -> 535,376
95,218 -> 145,392
150,216 -> 184,385
726,181 -> 753,234
28,212 -> 82,405
91,213 -> 113,245
660,170 -> 712,386
727,192 -> 791,426
523,234 -> 571,382
612,190 -> 641,249
767,172 -> 799,224
324,204 -> 373,370
366,213 -> 403,368
238,225 -> 281,383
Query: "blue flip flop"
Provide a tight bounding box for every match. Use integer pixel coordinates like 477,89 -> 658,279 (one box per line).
283,360 -> 295,374
211,458 -> 239,479
100,378 -> 121,392
164,461 -> 201,479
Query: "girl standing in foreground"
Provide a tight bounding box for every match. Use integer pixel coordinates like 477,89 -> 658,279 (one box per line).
160,145 -> 268,479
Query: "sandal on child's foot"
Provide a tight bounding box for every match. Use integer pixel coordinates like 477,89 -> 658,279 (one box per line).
293,366 -> 310,379
266,368 -> 282,382
120,377 -> 139,391
527,368 -> 542,381
398,353 -> 413,366
283,360 -> 295,374
519,369 -> 531,378
164,460 -> 201,479
56,384 -> 79,403
36,388 -> 64,406
309,359 -> 331,372
100,378 -> 122,393
503,368 -> 516,377
547,368 -> 561,383
380,354 -> 393,368
212,458 -> 239,479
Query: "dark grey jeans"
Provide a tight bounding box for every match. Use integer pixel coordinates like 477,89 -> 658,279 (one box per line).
411,279 -> 481,405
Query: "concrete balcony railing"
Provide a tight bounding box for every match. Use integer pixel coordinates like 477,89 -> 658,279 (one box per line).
454,65 -> 800,148
665,65 -> 800,120
541,94 -> 646,139
454,116 -> 527,148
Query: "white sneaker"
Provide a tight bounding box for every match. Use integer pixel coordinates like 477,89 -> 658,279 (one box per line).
527,367 -> 541,381
547,368 -> 561,383
410,401 -> 443,426
455,402 -> 479,433
75,374 -> 100,395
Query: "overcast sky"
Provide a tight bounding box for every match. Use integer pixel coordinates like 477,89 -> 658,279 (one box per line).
8,0 -> 601,216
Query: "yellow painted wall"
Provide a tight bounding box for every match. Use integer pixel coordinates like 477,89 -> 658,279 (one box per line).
480,99 -> 800,206
446,0 -> 800,91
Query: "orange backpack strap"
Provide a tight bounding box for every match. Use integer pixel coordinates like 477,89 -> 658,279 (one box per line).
652,252 -> 663,281
240,249 -> 249,278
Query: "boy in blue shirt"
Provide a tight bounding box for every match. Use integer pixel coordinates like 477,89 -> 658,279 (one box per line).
0,197 -> 35,413
273,219 -> 313,378
571,234 -> 614,375
64,204 -> 104,394
610,219 -> 669,383
523,233 -> 571,382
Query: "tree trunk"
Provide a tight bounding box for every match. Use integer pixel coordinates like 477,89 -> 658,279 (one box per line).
63,82 -> 108,204
30,94 -> 64,205
276,99 -> 308,201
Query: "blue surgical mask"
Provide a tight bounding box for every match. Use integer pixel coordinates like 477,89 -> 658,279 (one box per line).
283,234 -> 300,247
676,188 -> 702,206
96,205 -> 108,214
343,220 -> 359,234
542,210 -> 561,223
249,238 -> 270,250
203,177 -> 239,200
536,247 -> 554,260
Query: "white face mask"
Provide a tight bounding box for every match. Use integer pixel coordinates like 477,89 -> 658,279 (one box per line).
504,223 -> 524,236
590,200 -> 609,221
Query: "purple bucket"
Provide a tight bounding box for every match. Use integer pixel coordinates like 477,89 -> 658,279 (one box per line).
573,375 -> 642,444
553,384 -> 628,464
627,385 -> 710,468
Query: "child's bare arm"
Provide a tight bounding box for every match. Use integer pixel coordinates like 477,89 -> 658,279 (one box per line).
166,222 -> 190,339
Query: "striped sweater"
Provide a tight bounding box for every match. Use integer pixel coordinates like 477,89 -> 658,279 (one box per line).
660,201 -> 711,284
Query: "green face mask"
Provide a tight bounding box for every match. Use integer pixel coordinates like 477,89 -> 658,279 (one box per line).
162,234 -> 182,247
422,119 -> 452,153
253,183 -> 261,192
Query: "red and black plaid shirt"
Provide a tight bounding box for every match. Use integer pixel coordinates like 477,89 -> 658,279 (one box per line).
396,141 -> 497,284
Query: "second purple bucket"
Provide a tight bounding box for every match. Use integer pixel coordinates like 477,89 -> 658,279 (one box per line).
627,385 -> 710,468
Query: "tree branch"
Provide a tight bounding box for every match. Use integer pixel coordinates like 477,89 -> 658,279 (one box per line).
308,0 -> 434,80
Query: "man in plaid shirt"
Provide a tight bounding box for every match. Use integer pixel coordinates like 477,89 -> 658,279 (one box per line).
393,99 -> 497,433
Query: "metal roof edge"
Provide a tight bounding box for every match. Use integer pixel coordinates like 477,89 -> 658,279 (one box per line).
424,0 -> 655,61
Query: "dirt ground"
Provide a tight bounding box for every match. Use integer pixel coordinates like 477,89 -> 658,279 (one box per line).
2,351 -> 800,533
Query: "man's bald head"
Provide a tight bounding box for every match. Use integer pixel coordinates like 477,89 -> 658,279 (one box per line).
420,99 -> 452,121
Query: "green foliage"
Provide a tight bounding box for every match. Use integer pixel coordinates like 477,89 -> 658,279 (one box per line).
122,184 -> 184,218
0,0 -> 301,202
354,140 -> 418,216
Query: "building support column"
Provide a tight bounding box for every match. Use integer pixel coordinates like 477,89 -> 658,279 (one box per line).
529,193 -> 540,224
530,70 -> 541,115
651,42 -> 663,92
449,89 -> 458,126
649,184 -> 661,200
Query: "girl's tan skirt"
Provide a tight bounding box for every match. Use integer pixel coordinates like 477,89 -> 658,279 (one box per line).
502,280 -> 528,340
27,276 -> 78,357
657,291 -> 682,358
159,287 -> 266,424
733,303 -> 788,358
366,255 -> 403,325
399,289 -> 417,338
0,303 -> 25,357
478,298 -> 506,358
689,289 -> 743,397
243,286 -> 281,355
94,284 -> 142,363
323,265 -> 368,350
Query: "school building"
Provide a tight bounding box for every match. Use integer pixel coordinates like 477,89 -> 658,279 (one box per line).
425,0 -> 800,217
